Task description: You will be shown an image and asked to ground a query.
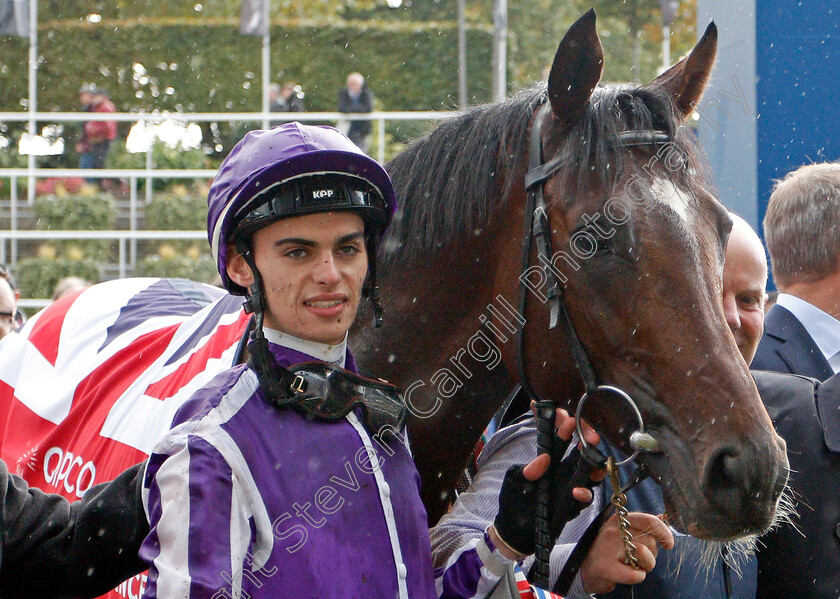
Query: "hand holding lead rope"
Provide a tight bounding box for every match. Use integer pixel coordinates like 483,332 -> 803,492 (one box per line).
492,408 -> 605,560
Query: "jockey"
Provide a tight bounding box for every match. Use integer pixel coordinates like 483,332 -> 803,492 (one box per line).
139,123 -> 599,599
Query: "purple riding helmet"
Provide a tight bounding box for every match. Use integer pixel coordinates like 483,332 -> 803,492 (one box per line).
207,122 -> 397,325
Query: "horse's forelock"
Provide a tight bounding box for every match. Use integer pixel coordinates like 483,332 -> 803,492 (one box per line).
551,85 -> 715,212
382,82 -> 717,267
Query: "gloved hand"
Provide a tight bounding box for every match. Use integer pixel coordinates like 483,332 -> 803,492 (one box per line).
492,410 -> 602,557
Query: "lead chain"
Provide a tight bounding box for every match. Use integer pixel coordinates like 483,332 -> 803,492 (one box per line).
607,457 -> 640,569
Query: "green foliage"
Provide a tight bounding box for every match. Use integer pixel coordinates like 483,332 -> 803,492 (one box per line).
109,140 -> 211,190
40,0 -> 381,22
137,253 -> 218,284
143,189 -> 209,253
33,192 -> 117,257
0,19 -> 493,161
16,257 -> 101,300
145,190 -> 208,231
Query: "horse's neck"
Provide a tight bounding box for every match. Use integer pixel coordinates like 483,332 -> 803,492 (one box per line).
354,234 -> 518,523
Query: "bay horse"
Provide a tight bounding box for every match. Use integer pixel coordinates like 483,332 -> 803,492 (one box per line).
0,16 -> 786,587
354,11 -> 789,539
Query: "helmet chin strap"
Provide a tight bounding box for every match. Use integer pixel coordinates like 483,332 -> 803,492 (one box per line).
236,237 -> 289,403
364,239 -> 384,328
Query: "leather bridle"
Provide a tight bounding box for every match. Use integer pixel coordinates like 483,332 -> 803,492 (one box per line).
516,104 -> 670,588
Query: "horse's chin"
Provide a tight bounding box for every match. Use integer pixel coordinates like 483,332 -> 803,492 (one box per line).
641,450 -> 780,542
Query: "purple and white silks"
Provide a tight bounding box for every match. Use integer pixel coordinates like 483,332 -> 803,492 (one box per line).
140,341 -> 511,599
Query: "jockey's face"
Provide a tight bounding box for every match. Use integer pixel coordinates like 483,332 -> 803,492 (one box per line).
227,211 -> 368,346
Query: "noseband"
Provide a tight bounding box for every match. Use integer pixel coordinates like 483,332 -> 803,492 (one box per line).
517,105 -> 670,587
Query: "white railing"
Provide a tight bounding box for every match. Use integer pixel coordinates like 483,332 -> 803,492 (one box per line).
0,110 -> 458,166
0,110 -> 460,305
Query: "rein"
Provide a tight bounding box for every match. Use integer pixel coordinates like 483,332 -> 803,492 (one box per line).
516,105 -> 669,590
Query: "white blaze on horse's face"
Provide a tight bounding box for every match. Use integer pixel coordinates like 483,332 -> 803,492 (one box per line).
649,177 -> 694,226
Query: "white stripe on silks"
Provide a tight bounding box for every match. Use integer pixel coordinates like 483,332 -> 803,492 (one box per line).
345,411 -> 410,599
229,482 -> 256,599
157,370 -> 275,569
436,536 -> 504,599
203,422 -> 275,570
151,445 -> 193,599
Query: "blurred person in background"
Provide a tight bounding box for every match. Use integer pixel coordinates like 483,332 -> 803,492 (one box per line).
269,82 -> 305,127
0,266 -> 21,341
754,162 -> 840,381
76,85 -> 117,185
52,276 -> 93,302
337,72 -> 374,153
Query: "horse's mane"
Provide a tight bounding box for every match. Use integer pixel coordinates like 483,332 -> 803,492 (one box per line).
383,82 -> 712,264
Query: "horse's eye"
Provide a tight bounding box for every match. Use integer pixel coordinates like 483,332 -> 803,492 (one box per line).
572,224 -> 613,258
590,239 -> 613,257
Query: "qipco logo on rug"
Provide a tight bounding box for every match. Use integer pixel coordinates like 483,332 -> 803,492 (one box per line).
43,447 -> 97,498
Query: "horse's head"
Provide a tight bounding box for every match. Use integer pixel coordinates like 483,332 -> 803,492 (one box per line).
514,11 -> 788,541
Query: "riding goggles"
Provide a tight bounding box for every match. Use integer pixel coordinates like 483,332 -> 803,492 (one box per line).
278,362 -> 407,440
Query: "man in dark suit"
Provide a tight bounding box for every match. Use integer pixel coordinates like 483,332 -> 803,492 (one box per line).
753,162 -> 840,381
754,370 -> 840,598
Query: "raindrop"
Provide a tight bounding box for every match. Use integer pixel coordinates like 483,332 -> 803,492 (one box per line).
387,354 -> 396,363
194,3 -> 203,11
86,13 -> 101,23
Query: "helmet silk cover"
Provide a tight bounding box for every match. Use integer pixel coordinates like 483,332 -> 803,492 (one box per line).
207,122 -> 397,295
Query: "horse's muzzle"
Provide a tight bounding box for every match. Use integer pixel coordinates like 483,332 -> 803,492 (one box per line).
701,432 -> 789,534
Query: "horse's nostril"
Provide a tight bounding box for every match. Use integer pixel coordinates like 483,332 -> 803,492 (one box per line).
721,454 -> 741,485
704,446 -> 748,508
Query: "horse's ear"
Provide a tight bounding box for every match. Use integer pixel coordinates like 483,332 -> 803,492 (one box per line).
649,21 -> 718,119
546,9 -> 604,130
